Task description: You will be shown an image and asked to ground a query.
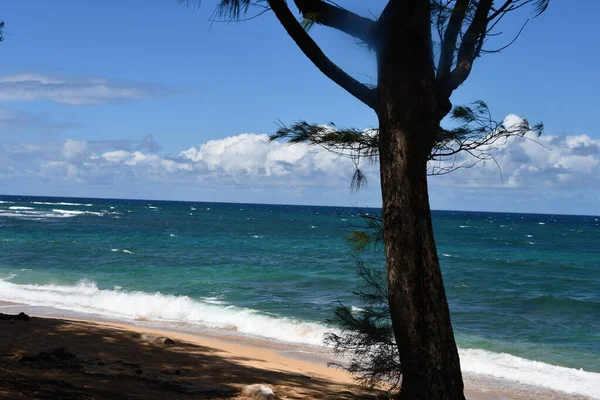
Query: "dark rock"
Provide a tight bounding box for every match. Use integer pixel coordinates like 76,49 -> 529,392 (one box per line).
20,348 -> 77,364
136,369 -> 143,375
121,361 -> 140,368
163,338 -> 175,345
174,369 -> 180,375
0,312 -> 30,321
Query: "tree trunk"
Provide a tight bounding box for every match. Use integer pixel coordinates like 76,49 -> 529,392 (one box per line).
378,113 -> 465,399
375,2 -> 465,398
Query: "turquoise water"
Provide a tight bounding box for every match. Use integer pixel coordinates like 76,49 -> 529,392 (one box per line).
0,195 -> 599,396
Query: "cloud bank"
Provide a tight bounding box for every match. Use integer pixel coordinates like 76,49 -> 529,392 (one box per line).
0,74 -> 169,105
0,121 -> 598,213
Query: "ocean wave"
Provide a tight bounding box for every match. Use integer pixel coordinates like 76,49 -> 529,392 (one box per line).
52,209 -> 104,217
32,202 -> 93,206
0,279 -> 331,346
0,208 -> 103,220
201,296 -> 226,305
524,294 -> 599,310
460,348 -> 600,399
0,210 -> 77,219
0,278 -> 598,398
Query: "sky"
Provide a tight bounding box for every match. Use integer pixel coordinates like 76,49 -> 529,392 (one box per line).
0,1 -> 598,215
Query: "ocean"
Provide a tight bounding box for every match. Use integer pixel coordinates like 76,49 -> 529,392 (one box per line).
0,195 -> 598,398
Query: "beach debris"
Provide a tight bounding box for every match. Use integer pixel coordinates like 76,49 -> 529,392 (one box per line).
241,384 -> 276,400
161,368 -> 182,376
163,338 -> 175,345
139,334 -> 176,345
0,312 -> 30,321
20,347 -> 76,363
114,360 -> 141,368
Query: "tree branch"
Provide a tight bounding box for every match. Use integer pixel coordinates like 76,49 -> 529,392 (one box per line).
488,0 -> 515,21
436,0 -> 470,81
293,0 -> 377,49
267,0 -> 378,110
442,0 -> 493,92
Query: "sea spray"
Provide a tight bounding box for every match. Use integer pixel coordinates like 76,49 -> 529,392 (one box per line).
0,278 -> 332,346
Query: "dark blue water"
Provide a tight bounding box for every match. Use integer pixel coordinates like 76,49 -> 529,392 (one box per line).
0,195 -> 599,396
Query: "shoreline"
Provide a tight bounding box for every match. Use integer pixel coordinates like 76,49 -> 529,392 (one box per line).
0,301 -> 594,400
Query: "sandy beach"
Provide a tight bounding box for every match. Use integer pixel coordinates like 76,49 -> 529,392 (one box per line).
0,314 -> 361,399
0,305 -> 592,400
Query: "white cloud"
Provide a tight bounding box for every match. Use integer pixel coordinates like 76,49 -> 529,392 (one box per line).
0,74 -> 169,105
102,150 -> 131,164
62,139 -> 88,159
430,115 -> 600,191
0,122 -> 599,213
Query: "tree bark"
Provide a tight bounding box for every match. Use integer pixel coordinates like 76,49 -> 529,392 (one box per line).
378,116 -> 465,399
376,3 -> 465,398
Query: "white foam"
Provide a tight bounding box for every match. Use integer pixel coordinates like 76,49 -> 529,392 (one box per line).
0,279 -> 331,346
53,209 -> 84,215
52,209 -> 104,217
148,206 -> 158,209
110,249 -> 119,252
460,348 -> 600,399
122,250 -> 134,254
0,200 -> 13,204
350,306 -> 365,312
9,206 -> 34,210
1,279 -> 597,398
32,202 -> 93,206
202,296 -> 226,305
0,210 -> 77,219
538,222 -> 546,225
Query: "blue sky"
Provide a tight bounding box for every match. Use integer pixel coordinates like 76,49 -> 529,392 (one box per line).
0,1 -> 598,214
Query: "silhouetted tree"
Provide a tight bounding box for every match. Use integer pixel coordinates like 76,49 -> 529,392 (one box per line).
0,21 -> 5,42
181,1 -> 549,398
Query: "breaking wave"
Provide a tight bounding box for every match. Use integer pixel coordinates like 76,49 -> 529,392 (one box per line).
0,278 -> 598,398
0,279 -> 331,346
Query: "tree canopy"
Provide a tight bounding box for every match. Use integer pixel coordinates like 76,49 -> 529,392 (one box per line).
181,1 -> 551,398
181,1 -> 547,188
